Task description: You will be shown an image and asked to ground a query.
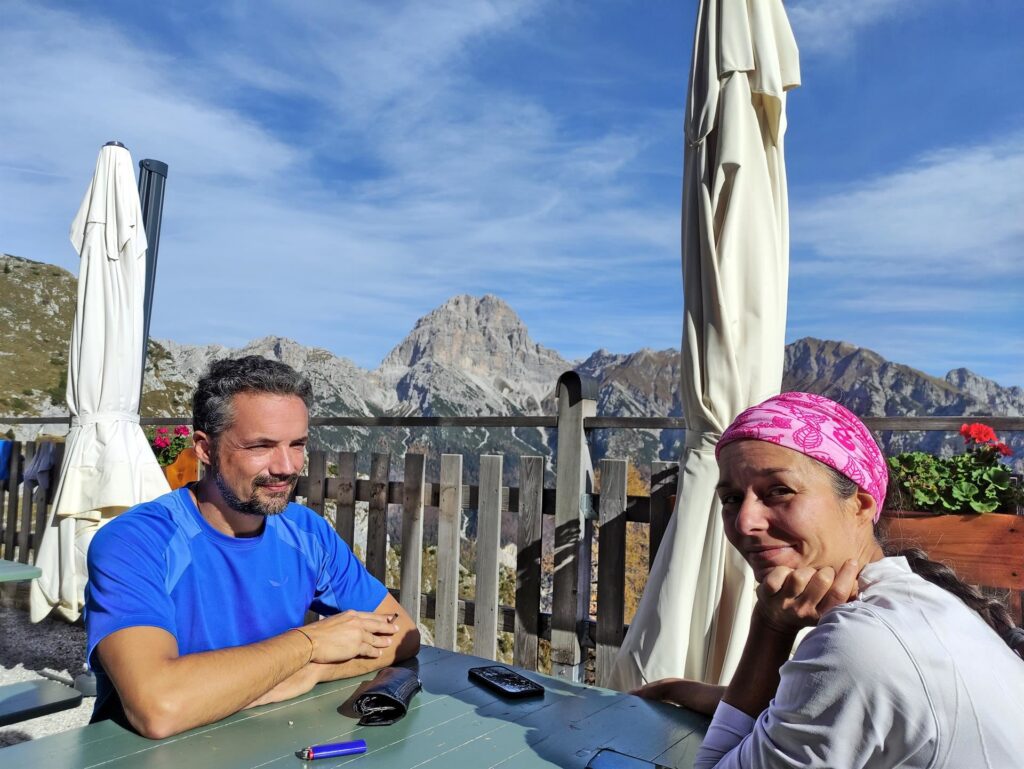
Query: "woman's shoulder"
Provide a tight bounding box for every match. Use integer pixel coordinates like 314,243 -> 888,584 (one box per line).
796,599 -> 917,670
769,603 -> 939,764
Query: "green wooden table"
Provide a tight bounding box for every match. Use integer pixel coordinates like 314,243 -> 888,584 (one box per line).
0,646 -> 709,768
0,559 -> 41,583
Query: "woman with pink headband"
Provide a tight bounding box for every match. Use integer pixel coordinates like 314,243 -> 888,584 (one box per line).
635,391 -> 1024,768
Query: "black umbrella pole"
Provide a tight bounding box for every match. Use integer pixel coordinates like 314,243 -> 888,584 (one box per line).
137,159 -> 168,396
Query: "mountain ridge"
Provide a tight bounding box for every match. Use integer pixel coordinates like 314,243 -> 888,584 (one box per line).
2,253 -> 1021,476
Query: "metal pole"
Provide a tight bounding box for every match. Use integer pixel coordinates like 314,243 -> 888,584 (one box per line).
136,158 -> 168,391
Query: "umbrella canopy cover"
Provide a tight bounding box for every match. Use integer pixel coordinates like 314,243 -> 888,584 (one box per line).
609,0 -> 800,688
30,144 -> 170,622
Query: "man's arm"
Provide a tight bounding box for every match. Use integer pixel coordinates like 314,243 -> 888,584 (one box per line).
97,609 -> 398,739
246,592 -> 421,708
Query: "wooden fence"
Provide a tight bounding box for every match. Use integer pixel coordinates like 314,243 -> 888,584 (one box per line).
290,447 -> 676,686
0,439 -> 64,567
0,438 -> 673,687
3,379 -> 1023,687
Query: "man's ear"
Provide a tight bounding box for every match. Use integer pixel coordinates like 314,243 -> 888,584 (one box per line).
192,430 -> 214,467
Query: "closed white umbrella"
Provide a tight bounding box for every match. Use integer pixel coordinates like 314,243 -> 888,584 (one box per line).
30,143 -> 170,623
609,0 -> 799,688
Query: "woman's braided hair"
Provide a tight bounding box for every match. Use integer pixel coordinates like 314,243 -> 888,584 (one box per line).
824,465 -> 1024,660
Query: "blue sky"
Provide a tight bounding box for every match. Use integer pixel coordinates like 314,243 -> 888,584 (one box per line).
2,0 -> 1022,386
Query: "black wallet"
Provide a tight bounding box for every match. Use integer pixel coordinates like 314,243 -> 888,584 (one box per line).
352,666 -> 422,726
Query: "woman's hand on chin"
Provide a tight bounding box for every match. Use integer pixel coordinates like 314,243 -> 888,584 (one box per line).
755,559 -> 860,635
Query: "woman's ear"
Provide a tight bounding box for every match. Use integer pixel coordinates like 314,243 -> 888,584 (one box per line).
851,489 -> 877,524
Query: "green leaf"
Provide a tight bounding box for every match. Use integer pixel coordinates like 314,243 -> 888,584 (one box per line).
970,498 -> 1000,513
913,487 -> 939,506
951,481 -> 979,503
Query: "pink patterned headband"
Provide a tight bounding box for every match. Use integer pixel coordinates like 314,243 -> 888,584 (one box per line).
716,392 -> 888,521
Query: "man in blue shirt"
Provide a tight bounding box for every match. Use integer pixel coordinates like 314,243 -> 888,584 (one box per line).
85,356 -> 419,738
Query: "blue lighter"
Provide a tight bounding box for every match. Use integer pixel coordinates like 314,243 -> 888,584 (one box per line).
297,739 -> 368,760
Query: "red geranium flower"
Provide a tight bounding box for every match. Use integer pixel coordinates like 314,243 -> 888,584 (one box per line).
996,442 -> 1013,457
962,422 -> 997,445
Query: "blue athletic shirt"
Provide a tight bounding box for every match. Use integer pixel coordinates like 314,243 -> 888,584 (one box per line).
84,487 -> 387,724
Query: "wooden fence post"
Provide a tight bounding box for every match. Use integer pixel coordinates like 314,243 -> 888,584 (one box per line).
596,458 -> 628,687
435,454 -> 463,650
474,454 -> 503,660
366,453 -> 390,581
515,455 -> 544,671
33,442 -> 64,556
17,442 -> 37,563
306,450 -> 327,517
334,451 -> 357,548
649,462 -> 678,568
3,442 -> 23,560
551,373 -> 597,681
400,453 -> 425,623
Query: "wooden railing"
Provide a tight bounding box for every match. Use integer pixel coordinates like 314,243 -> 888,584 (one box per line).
287,447 -> 677,686
3,386 -> 1023,686
0,439 -> 65,566
0,438 -> 674,687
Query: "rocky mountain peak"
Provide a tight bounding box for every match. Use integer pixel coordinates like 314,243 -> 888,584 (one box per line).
945,368 -> 1024,415
381,294 -> 563,370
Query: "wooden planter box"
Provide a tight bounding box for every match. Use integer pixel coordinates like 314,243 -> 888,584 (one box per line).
878,511 -> 1023,623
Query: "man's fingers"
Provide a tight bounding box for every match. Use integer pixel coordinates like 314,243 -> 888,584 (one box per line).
362,617 -> 400,634
341,610 -> 398,623
360,642 -> 383,658
366,631 -> 393,648
331,612 -> 400,633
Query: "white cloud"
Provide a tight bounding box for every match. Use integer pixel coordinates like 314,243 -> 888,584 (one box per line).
787,0 -> 928,58
787,130 -> 1024,387
0,1 -> 682,370
792,132 -> 1024,274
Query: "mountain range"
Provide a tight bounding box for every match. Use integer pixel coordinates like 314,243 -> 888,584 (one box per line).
2,252 -> 1022,481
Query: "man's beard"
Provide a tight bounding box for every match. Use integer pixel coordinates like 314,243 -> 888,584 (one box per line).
211,454 -> 297,518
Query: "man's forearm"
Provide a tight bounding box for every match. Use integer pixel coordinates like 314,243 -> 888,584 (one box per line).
247,622 -> 421,709
720,610 -> 798,718
124,629 -> 312,738
312,622 -> 421,685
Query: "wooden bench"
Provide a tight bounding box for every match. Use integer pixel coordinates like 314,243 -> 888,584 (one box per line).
0,558 -> 83,725
0,680 -> 83,727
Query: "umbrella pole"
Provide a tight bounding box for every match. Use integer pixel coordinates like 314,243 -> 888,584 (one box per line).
136,157 -> 169,395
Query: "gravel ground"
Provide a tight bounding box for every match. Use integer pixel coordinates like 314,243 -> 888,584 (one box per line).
0,589 -> 94,749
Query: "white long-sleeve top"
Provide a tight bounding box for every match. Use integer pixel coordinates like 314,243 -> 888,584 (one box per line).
694,557 -> 1024,768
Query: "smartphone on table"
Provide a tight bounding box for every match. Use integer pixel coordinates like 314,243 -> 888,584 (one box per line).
468,665 -> 545,699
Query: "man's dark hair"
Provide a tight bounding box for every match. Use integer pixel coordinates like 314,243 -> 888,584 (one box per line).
192,356 -> 313,440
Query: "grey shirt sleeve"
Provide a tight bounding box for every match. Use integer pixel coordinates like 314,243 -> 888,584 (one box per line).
693,605 -> 938,768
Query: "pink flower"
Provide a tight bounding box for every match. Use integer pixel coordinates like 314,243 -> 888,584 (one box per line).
174,425 -> 190,437
156,426 -> 169,435
153,436 -> 171,449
